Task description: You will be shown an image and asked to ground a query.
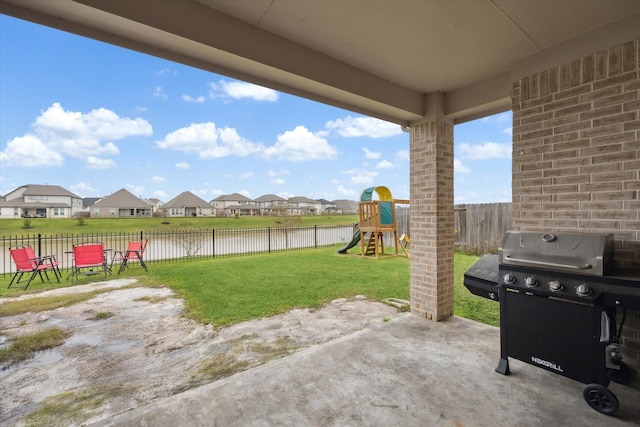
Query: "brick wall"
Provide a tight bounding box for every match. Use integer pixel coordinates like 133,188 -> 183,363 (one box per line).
511,38 -> 640,362
409,120 -> 455,320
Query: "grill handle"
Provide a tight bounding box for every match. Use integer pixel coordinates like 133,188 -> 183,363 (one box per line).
503,255 -> 592,270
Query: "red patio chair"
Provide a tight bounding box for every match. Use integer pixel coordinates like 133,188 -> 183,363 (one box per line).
111,239 -> 149,274
69,242 -> 109,283
25,246 -> 61,280
8,245 -> 61,290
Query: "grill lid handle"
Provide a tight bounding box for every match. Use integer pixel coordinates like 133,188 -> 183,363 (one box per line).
503,255 -> 592,270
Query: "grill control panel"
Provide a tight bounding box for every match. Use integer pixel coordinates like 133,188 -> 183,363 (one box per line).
499,267 -> 604,302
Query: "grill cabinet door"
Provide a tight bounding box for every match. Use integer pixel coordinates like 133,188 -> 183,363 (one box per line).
502,289 -> 610,385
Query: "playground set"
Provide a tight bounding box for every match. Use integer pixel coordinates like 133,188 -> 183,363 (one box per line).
337,186 -> 409,259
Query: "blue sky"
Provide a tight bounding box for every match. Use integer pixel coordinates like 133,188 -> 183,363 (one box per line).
0,15 -> 512,204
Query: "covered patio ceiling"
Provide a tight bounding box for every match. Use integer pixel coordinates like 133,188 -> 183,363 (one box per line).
1,0 -> 640,125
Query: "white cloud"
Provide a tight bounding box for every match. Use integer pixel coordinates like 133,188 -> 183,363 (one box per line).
503,127 -> 513,136
182,94 -> 206,103
325,115 -> 402,138
152,85 -> 167,100
154,68 -> 175,77
363,147 -> 381,159
152,190 -> 167,199
1,103 -> 151,168
126,184 -> 145,195
337,185 -> 357,197
209,80 -> 278,101
69,182 -> 99,197
85,156 -> 116,170
344,168 -> 379,185
277,191 -> 295,199
156,122 -> 264,159
238,189 -> 252,198
0,134 -> 64,167
175,161 -> 190,170
458,142 -> 511,160
396,150 -> 409,162
263,126 -> 337,161
239,172 -> 253,180
376,160 -> 394,169
151,176 -> 165,183
454,159 -> 471,173
270,178 -> 285,185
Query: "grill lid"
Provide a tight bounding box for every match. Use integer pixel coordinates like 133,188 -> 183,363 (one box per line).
499,231 -> 613,276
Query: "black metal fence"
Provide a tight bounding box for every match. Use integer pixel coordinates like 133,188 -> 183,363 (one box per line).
1,224 -> 355,276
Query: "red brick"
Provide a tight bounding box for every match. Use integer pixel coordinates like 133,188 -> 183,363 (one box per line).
580,143 -> 621,157
594,50 -> 608,80
593,91 -> 638,108
593,71 -> 636,90
591,190 -> 636,201
622,41 -> 637,73
579,182 -> 622,192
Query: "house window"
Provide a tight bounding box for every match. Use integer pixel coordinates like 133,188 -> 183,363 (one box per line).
110,208 -> 116,216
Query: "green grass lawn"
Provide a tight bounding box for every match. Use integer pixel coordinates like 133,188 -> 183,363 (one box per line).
1,215 -> 359,235
0,247 -> 498,328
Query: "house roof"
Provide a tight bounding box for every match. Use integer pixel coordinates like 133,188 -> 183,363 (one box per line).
93,188 -> 151,208
333,200 -> 358,212
288,196 -> 317,204
213,193 -> 253,202
254,194 -> 285,202
14,184 -> 80,199
163,191 -> 210,208
82,197 -> 101,208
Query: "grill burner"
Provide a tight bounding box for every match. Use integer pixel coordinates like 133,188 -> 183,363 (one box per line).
463,231 -> 640,416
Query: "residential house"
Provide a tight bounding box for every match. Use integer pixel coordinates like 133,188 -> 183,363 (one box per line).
316,199 -> 337,214
91,188 -> 152,217
163,191 -> 212,217
145,198 -> 164,215
0,184 -> 83,219
211,193 -> 255,217
254,194 -> 287,216
331,199 -> 359,215
287,196 -> 321,215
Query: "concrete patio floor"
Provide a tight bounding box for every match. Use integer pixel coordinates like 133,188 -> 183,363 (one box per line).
91,314 -> 640,427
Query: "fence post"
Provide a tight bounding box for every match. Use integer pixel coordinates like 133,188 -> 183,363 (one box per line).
268,227 -> 271,253
37,233 -> 42,257
212,229 -> 216,258
314,225 -> 318,248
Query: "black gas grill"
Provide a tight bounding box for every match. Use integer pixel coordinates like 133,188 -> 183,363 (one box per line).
464,231 -> 640,416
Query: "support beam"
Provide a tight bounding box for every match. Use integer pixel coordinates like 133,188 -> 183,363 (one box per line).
409,93 -> 455,320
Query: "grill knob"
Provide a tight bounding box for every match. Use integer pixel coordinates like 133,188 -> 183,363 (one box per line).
576,283 -> 592,297
525,276 -> 537,288
503,273 -> 516,284
549,280 -> 563,292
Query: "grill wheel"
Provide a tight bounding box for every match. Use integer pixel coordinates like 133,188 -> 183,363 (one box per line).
582,384 -> 619,415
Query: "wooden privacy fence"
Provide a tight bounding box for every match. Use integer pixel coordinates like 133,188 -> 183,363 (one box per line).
454,203 -> 512,253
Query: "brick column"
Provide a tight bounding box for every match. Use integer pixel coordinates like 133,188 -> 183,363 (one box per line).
409,118 -> 455,320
